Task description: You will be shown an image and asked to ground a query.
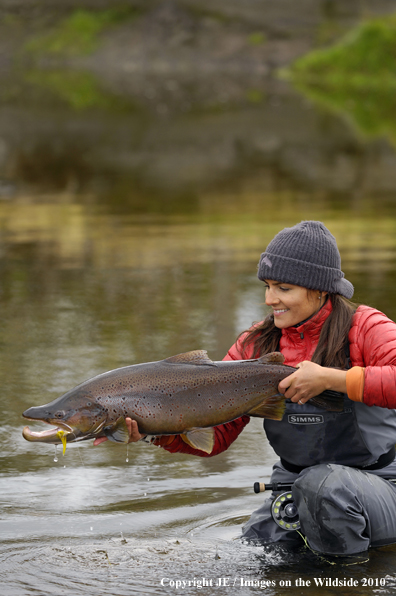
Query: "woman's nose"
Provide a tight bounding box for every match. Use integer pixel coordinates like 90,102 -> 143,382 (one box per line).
265,288 -> 278,306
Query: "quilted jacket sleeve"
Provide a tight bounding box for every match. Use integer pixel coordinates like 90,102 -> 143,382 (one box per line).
160,415 -> 250,457
350,305 -> 396,408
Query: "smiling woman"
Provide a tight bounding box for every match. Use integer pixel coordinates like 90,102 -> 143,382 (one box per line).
263,282 -> 323,329
121,220 -> 396,559
230,221 -> 396,555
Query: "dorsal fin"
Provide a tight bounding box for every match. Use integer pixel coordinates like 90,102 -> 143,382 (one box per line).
257,351 -> 285,365
163,350 -> 216,366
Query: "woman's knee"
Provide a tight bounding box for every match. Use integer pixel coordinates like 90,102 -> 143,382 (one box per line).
292,463 -> 337,508
292,464 -> 360,532
291,464 -> 370,554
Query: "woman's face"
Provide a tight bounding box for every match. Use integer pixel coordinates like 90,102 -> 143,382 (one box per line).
264,280 -> 325,329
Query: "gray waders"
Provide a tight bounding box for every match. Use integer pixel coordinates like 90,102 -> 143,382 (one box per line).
244,378 -> 396,556
242,461 -> 396,555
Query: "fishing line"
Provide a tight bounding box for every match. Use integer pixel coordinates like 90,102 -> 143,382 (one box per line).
296,531 -> 369,566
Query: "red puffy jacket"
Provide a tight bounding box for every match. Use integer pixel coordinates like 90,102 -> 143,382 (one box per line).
162,300 -> 396,457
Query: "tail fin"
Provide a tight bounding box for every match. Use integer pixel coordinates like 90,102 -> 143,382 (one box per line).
247,393 -> 285,420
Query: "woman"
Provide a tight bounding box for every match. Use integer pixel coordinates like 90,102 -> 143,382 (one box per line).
97,221 -> 396,556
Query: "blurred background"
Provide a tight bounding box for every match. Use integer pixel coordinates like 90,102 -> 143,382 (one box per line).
2,1 -> 396,594
2,0 -> 396,376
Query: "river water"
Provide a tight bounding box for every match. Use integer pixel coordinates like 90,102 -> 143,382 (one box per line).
2,199 -> 396,595
2,41 -> 396,596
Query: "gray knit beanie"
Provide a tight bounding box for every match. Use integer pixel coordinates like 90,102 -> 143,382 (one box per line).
257,221 -> 354,299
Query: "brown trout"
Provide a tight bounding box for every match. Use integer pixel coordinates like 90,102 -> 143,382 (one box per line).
22,351 -> 342,454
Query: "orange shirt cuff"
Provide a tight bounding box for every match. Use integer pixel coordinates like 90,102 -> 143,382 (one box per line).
346,367 -> 365,403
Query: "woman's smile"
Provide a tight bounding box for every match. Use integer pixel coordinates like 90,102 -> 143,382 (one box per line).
264,280 -> 326,328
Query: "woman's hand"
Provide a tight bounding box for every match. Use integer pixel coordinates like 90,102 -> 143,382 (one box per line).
278,361 -> 347,405
93,417 -> 144,445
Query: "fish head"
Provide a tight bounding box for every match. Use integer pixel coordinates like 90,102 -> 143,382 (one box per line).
22,390 -> 108,445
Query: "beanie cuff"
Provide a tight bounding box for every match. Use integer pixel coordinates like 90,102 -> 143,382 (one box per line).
258,252 -> 354,299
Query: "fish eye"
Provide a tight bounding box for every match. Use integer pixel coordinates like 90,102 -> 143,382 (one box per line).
54,410 -> 65,419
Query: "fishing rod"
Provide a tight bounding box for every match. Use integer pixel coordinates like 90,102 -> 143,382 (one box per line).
253,481 -> 293,493
253,481 -> 300,531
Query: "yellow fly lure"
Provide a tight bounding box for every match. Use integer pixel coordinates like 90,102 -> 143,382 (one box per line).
56,430 -> 67,455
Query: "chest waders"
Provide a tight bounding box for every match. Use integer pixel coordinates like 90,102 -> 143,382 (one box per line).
262,394 -> 395,532
262,342 -> 395,532
264,394 -> 395,473
264,336 -> 395,473
243,335 -> 396,548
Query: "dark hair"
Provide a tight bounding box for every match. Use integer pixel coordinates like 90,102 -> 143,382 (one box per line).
240,294 -> 356,369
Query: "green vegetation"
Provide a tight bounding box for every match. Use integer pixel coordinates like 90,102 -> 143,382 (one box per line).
25,70 -> 127,111
247,32 -> 267,46
246,89 -> 265,103
292,15 -> 396,83
286,15 -> 396,143
23,7 -> 139,59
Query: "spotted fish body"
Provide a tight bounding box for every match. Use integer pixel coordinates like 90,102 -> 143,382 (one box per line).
23,351 -> 292,453
93,350 -> 293,434
23,350 -> 340,454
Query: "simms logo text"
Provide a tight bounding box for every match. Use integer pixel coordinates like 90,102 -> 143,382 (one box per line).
288,414 -> 324,424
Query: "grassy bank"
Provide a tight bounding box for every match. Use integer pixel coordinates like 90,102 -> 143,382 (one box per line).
23,7 -> 140,59
286,15 -> 396,143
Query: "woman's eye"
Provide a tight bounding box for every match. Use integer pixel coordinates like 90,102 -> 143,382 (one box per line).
280,287 -> 290,292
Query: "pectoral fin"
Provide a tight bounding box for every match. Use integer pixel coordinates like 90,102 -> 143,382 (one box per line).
104,416 -> 130,443
181,428 -> 215,454
247,393 -> 285,420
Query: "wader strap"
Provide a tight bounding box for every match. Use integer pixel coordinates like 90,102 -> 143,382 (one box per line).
281,445 -> 395,475
357,446 -> 396,470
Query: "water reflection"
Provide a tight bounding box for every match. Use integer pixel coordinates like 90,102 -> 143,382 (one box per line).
3,91 -> 396,209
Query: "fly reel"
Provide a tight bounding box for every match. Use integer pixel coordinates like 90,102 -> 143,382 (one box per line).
271,491 -> 300,531
253,481 -> 300,531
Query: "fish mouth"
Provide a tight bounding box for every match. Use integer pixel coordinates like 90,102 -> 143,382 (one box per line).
22,419 -> 107,444
22,421 -> 74,444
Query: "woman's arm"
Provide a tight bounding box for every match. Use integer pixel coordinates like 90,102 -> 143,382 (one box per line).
278,361 -> 348,404
352,306 -> 396,408
279,306 -> 396,408
158,416 -> 250,457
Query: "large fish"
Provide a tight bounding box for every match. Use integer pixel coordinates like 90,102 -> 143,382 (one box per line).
22,351 -> 343,454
